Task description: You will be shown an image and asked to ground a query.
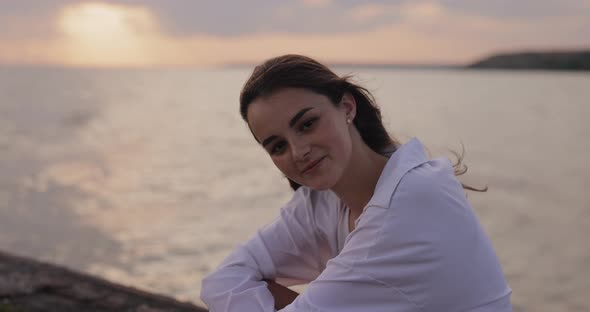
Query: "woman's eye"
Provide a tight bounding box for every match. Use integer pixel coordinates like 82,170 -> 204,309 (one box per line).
270,141 -> 287,155
300,118 -> 318,132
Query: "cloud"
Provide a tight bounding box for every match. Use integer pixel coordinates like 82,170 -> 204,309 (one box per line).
401,2 -> 445,21
0,2 -> 68,40
100,0 -> 590,37
3,0 -> 590,38
301,0 -> 333,8
348,4 -> 394,23
1,0 -> 589,66
347,2 -> 446,25
438,0 -> 590,20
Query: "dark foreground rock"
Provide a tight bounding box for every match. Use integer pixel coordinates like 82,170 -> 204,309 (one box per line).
0,251 -> 207,312
468,50 -> 590,71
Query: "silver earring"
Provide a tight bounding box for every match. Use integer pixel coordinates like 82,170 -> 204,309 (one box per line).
346,118 -> 352,124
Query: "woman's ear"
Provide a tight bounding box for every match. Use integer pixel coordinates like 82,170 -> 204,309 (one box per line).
340,92 -> 357,121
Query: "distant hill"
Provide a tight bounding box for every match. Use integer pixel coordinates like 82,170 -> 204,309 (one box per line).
468,50 -> 590,71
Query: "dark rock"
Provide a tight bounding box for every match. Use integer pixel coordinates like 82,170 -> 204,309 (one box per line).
0,251 -> 207,312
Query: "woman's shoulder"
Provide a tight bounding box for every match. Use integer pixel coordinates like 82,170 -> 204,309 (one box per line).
359,157 -> 471,239
373,157 -> 479,247
397,157 -> 458,194
389,157 -> 469,214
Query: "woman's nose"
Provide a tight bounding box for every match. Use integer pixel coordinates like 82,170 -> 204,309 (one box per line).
291,139 -> 311,162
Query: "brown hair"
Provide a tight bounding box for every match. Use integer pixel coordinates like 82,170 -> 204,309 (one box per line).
239,54 -> 485,192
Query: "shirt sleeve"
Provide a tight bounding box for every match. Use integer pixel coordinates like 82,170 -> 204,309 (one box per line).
200,187 -> 334,312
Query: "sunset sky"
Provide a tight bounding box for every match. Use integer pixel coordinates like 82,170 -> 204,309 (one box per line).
1,0 -> 589,67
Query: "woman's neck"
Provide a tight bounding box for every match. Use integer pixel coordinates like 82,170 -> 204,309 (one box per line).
330,141 -> 389,220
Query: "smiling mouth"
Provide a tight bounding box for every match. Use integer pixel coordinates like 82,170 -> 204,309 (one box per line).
301,156 -> 326,174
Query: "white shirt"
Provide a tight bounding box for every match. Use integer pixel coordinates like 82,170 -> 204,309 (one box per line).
201,138 -> 512,311
336,206 -> 349,254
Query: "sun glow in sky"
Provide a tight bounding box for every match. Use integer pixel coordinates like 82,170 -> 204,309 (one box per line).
0,0 -> 589,68
57,2 -> 158,67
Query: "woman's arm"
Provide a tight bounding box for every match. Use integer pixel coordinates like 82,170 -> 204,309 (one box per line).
200,188 -> 331,312
265,280 -> 299,310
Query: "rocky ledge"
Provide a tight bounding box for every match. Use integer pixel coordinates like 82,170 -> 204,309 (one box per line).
0,251 -> 207,312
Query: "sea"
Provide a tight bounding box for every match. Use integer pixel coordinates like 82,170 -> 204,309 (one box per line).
0,66 -> 588,311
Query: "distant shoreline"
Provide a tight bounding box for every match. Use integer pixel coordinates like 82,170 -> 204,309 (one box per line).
332,50 -> 590,71
2,50 -> 590,71
224,51 -> 590,72
242,50 -> 589,71
466,50 -> 590,71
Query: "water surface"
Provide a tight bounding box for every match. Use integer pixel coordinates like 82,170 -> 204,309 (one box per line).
1,66 -> 588,311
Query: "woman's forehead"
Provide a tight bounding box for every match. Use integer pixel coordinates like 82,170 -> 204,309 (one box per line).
247,89 -> 330,136
248,89 -> 328,120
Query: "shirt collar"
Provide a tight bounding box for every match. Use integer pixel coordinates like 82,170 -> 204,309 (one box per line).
366,137 -> 429,209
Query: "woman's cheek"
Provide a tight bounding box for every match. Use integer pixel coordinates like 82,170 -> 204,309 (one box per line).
272,156 -> 292,177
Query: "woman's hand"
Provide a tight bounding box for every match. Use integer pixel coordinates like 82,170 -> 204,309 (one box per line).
265,279 -> 299,310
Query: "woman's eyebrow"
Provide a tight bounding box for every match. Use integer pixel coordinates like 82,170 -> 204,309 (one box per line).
261,107 -> 314,147
288,107 -> 314,128
262,135 -> 278,147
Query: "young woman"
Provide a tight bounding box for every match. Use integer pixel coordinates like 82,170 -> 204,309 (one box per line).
200,55 -> 512,311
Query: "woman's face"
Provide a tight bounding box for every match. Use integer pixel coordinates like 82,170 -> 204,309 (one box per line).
247,88 -> 356,190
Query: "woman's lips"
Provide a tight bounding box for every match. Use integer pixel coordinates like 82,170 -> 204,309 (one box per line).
301,156 -> 326,174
